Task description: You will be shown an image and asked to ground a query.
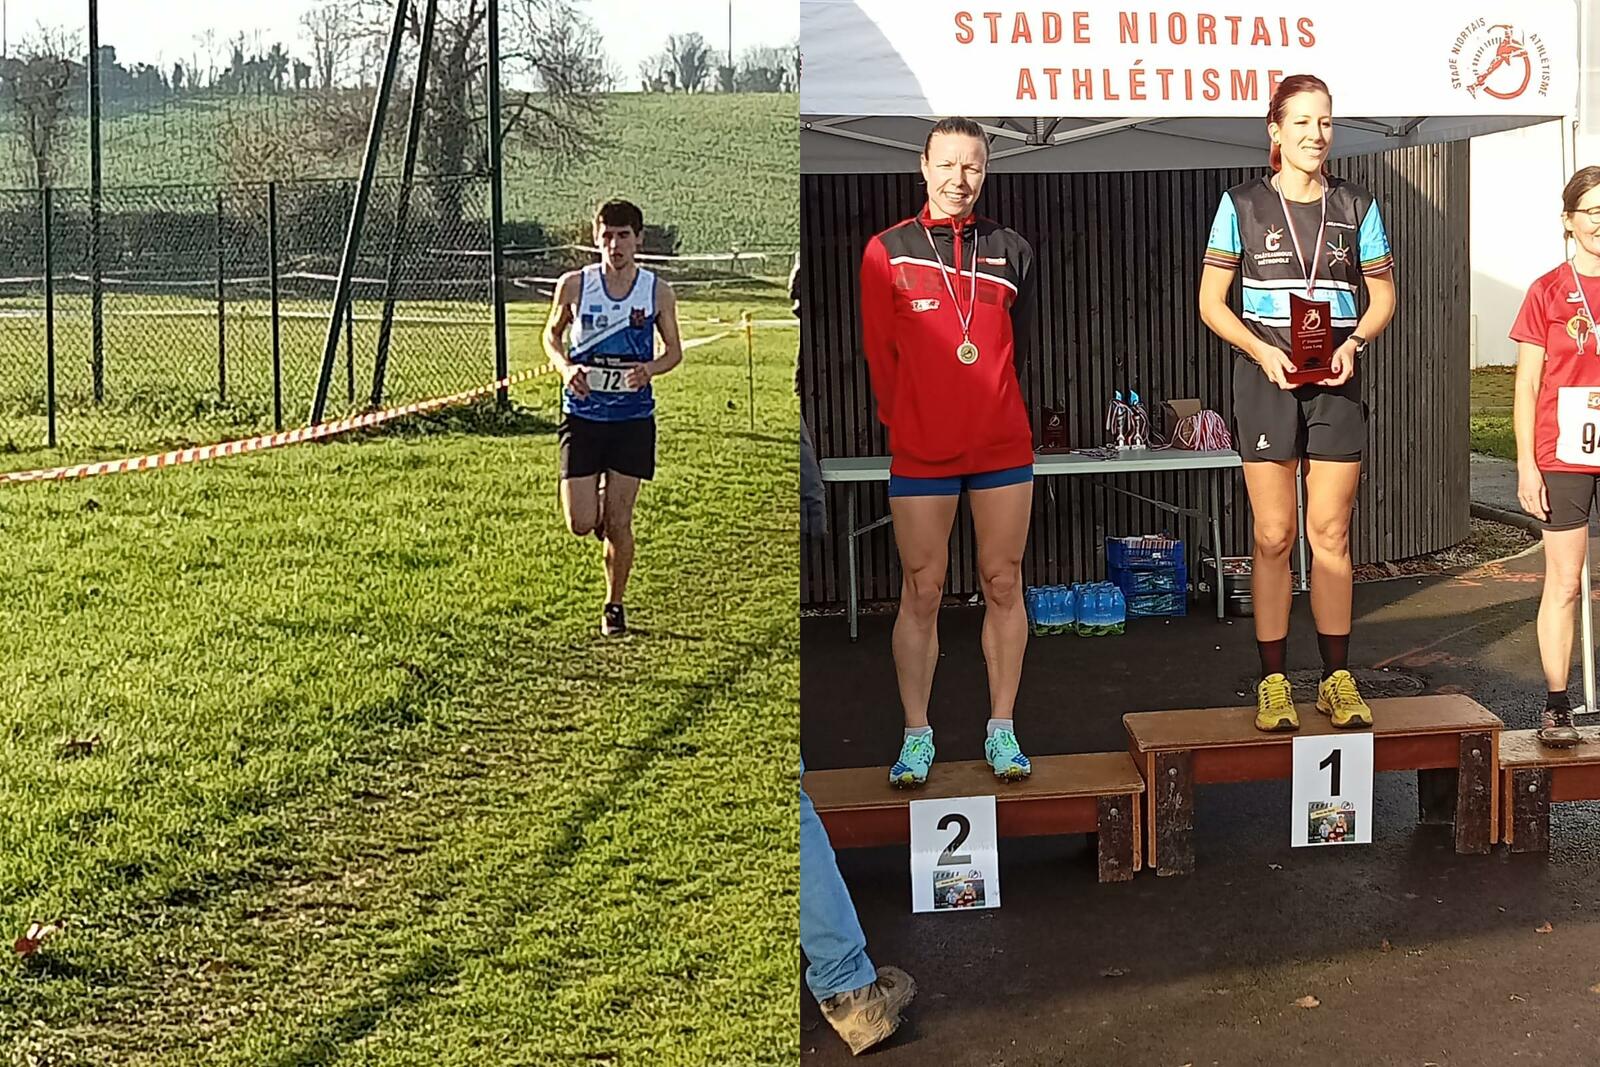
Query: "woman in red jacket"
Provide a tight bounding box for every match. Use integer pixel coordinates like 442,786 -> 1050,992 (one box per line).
859,116 -> 1036,787
1511,165 -> 1600,748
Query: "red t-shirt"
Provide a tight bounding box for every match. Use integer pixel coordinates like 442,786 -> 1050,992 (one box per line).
1510,264 -> 1600,473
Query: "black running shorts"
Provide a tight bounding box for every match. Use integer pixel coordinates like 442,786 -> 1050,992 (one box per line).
1233,354 -> 1367,463
1539,471 -> 1600,531
558,413 -> 656,480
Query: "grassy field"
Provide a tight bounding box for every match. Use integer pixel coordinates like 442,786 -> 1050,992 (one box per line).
1470,366 -> 1516,460
0,93 -> 799,253
0,290 -> 799,1064
0,281 -> 785,470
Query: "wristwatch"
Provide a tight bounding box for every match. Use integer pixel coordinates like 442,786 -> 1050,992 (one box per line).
1349,333 -> 1369,353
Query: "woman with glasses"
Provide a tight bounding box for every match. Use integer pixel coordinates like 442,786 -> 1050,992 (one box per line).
1511,165 -> 1600,747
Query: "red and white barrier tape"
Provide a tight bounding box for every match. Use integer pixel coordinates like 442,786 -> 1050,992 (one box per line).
1,365 -> 558,486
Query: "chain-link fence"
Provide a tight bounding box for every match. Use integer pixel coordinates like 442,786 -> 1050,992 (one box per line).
0,173 -> 503,461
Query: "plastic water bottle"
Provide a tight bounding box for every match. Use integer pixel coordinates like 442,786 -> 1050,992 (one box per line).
1061,585 -> 1077,634
1107,584 -> 1127,634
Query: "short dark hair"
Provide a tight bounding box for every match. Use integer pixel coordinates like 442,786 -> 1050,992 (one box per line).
1563,166 -> 1600,238
922,116 -> 988,160
594,199 -> 643,234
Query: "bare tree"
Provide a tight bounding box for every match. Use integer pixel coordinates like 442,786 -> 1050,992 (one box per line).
195,28 -> 220,89
212,107 -> 310,186
322,0 -> 610,226
267,42 -> 290,93
668,32 -> 713,93
735,44 -> 794,92
0,29 -> 81,189
301,1 -> 356,90
639,52 -> 673,93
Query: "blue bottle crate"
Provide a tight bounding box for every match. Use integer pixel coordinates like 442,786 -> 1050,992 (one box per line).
1109,564 -> 1188,596
1106,536 -> 1185,572
1126,590 -> 1188,618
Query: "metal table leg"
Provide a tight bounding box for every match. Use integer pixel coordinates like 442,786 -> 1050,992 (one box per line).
847,489 -> 859,642
1210,472 -> 1224,621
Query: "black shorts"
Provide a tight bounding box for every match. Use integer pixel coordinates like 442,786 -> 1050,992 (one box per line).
1539,471 -> 1600,531
1233,354 -> 1367,462
558,414 -> 655,480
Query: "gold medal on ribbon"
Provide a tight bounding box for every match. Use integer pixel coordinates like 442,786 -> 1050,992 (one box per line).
924,223 -> 980,367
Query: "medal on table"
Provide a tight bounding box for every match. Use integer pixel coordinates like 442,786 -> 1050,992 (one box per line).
924,223 -> 981,365
1277,178 -> 1335,385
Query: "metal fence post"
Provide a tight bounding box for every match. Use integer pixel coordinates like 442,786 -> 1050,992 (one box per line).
88,0 -> 104,406
346,298 -> 355,406
42,186 -> 55,449
372,0 -> 439,409
487,0 -> 509,408
310,0 -> 408,425
216,188 -> 226,403
269,181 -> 283,432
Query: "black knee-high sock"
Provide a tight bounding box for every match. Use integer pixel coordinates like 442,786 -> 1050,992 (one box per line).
1258,638 -> 1287,679
1318,633 -> 1350,679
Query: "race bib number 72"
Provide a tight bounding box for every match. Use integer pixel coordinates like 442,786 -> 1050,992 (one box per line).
585,366 -> 635,393
1555,387 -> 1600,466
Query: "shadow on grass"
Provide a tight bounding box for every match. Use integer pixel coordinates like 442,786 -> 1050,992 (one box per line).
352,400 -> 556,442
721,430 -> 793,447
261,630 -> 787,1062
260,942 -> 459,1067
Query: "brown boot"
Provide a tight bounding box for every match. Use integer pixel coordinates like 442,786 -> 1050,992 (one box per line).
819,966 -> 917,1055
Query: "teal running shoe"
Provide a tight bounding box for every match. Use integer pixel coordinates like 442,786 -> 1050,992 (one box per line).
888,733 -> 935,788
984,729 -> 1031,780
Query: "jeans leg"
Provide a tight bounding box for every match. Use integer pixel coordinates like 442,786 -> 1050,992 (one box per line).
799,761 -> 876,1002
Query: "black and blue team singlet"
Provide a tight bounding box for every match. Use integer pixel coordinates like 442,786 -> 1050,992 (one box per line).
1204,174 -> 1394,353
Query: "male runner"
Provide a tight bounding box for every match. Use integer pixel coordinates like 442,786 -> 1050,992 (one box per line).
545,199 -> 683,636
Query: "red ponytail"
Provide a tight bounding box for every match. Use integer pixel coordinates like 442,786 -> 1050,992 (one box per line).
1267,74 -> 1331,173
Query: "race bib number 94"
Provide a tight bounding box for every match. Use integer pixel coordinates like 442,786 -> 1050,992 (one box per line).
1555,387 -> 1600,466
585,365 -> 635,393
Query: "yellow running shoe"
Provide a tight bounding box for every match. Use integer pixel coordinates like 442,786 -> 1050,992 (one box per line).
1317,669 -> 1374,728
1254,673 -> 1298,732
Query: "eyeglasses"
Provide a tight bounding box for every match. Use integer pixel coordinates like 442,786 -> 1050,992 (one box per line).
1571,207 -> 1600,224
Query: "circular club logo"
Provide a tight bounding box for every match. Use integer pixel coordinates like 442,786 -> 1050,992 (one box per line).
1449,20 -> 1550,101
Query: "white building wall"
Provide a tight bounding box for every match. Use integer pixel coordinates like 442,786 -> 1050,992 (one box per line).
1468,0 -> 1599,367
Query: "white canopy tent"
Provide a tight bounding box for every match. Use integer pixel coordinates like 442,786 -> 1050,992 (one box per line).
800,0 -> 1599,709
800,1 -> 1581,173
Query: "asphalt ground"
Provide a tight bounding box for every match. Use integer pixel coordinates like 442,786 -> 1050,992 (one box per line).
801,537 -> 1600,1066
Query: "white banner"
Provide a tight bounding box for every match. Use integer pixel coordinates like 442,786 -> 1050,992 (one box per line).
801,1 -> 1578,118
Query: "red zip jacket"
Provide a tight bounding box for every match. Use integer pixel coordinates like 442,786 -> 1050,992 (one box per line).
860,206 -> 1035,477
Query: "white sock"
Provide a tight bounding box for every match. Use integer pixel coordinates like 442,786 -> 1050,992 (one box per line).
904,726 -> 932,740
986,718 -> 1014,739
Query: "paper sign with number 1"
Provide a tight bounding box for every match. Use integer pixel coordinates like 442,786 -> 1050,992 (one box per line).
908,795 -> 1000,913
1290,733 -> 1374,847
